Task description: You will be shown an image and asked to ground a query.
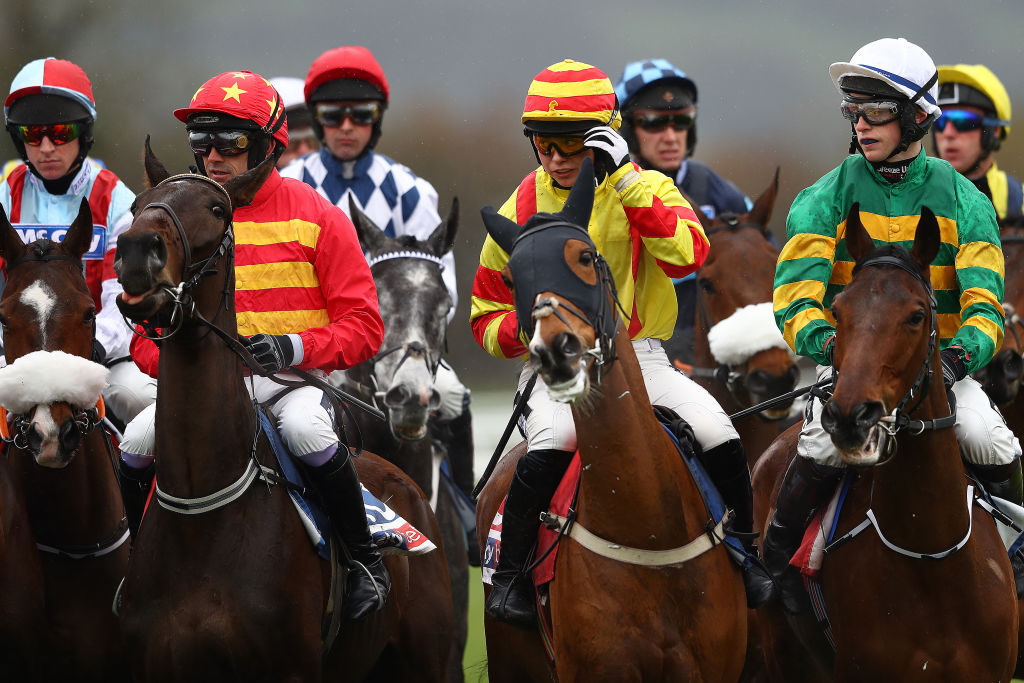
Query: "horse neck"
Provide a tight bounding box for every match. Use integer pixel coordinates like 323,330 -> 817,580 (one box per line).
869,365 -> 970,548
572,326 -> 705,546
155,276 -> 256,497
16,429 -> 121,544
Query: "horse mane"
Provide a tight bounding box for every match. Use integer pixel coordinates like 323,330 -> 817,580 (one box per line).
27,240 -> 60,259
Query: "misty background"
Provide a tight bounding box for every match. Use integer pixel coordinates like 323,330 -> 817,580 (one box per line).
2,0 -> 1022,396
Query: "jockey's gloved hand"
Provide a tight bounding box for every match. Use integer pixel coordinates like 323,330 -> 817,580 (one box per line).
91,339 -> 107,365
584,126 -> 631,179
940,348 -> 967,391
243,333 -> 303,374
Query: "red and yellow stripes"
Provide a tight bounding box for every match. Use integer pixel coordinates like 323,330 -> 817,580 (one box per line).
522,59 -> 618,127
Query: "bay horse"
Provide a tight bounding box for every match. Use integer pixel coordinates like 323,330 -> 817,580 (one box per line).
686,170 -> 799,468
751,204 -> 1017,681
338,197 -> 469,683
475,158 -> 746,682
112,143 -> 453,682
0,199 -> 129,682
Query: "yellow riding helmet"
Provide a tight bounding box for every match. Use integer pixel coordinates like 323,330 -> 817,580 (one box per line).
937,64 -> 1011,138
522,59 -> 622,134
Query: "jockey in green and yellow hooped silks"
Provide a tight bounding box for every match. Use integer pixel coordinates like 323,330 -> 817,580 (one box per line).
767,37 -> 1023,615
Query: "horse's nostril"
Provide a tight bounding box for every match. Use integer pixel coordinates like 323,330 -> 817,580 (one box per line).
428,390 -> 441,411
384,385 -> 410,408
59,419 -> 81,455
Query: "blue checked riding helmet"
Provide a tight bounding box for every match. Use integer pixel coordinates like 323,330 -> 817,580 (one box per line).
614,59 -> 698,161
829,38 -> 940,159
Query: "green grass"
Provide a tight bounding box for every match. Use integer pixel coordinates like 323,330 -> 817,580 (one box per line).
463,565 -> 489,682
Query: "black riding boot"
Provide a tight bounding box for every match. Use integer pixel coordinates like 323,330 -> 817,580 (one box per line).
972,459 -> 1024,597
761,456 -> 844,614
307,451 -> 391,620
701,439 -> 775,607
485,448 -> 573,629
117,458 -> 155,542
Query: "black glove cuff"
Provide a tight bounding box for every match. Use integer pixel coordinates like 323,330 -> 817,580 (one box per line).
940,348 -> 967,382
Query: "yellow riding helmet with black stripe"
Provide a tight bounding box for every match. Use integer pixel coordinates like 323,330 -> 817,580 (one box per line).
937,64 -> 1011,149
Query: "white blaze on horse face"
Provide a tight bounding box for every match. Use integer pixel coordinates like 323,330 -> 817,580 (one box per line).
29,403 -> 62,468
20,280 -> 58,348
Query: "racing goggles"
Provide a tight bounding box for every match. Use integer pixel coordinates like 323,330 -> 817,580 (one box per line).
188,130 -> 254,157
531,133 -> 587,157
14,122 -> 82,146
839,99 -> 902,126
313,102 -> 382,127
933,110 -> 1003,134
632,111 -> 695,132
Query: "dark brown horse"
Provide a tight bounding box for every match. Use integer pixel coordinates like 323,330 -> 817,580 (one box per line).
475,159 -> 746,682
752,205 -> 1017,681
0,199 -> 129,682
112,145 -> 453,682
339,198 -> 469,683
687,170 -> 799,469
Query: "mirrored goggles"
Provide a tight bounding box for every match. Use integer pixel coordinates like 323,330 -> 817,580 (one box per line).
839,99 -> 902,126
313,102 -> 382,127
188,130 -> 253,157
14,122 -> 82,146
632,111 -> 695,132
531,133 -> 587,157
933,110 -> 1003,134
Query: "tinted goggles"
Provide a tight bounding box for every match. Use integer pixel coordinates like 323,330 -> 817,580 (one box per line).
531,133 -> 587,157
839,99 -> 901,126
14,122 -> 83,146
314,102 -> 382,127
933,110 -> 998,133
188,130 -> 254,157
632,111 -> 695,132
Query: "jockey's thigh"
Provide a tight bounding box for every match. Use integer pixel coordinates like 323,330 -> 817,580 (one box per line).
434,361 -> 470,420
797,365 -> 844,468
952,375 -> 1022,466
517,363 -> 577,453
635,339 -> 739,451
249,371 -> 338,458
103,360 -> 158,423
120,402 -> 157,458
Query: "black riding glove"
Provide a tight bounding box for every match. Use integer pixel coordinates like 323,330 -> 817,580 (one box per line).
584,125 -> 631,180
824,334 -> 836,366
92,339 -> 107,364
940,348 -> 967,391
243,333 -> 299,374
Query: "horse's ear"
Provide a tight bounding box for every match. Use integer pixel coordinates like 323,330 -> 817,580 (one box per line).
680,189 -> 710,228
843,202 -> 874,262
747,167 -> 780,232
426,197 -> 458,257
60,198 -> 94,261
347,195 -> 388,253
911,206 -> 942,270
0,203 -> 26,265
223,156 -> 275,208
560,157 -> 595,229
481,206 -> 519,255
143,135 -> 171,189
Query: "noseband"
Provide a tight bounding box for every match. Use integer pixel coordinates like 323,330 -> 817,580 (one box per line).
130,174 -> 235,340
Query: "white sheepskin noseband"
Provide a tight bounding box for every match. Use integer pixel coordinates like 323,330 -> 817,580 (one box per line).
0,350 -> 109,413
706,302 -> 793,366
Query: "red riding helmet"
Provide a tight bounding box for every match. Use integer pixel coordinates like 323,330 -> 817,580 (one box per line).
304,46 -> 390,105
174,70 -> 288,148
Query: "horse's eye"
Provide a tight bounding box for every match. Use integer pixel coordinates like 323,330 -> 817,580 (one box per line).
698,278 -> 716,295
211,205 -> 226,219
579,251 -> 595,267
83,308 -> 96,324
0,315 -> 8,330
908,310 -> 925,326
128,201 -> 138,216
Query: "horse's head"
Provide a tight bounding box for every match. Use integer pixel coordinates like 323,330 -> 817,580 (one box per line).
695,170 -> 799,418
972,215 -> 1024,405
482,158 -> 613,402
820,203 -> 942,465
114,138 -> 272,328
0,199 -> 108,467
349,196 -> 458,440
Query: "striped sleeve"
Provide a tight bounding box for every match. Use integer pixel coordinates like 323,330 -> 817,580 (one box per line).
773,187 -> 838,365
617,166 -> 709,278
950,187 -> 1004,372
